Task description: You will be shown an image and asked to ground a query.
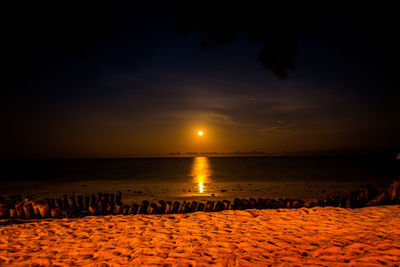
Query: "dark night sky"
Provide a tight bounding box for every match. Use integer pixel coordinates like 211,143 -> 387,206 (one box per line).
2,2 -> 399,158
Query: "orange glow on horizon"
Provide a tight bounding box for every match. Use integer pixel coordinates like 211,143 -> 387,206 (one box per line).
198,130 -> 203,136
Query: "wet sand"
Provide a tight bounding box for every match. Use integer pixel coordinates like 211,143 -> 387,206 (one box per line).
0,179 -> 380,206
1,205 -> 400,266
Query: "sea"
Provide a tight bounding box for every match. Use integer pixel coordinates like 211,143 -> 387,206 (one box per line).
1,156 -> 399,204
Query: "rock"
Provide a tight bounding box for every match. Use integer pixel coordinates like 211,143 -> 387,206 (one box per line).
317,199 -> 326,207
108,194 -> 115,205
49,198 -> 56,208
184,202 -> 191,213
256,198 -> 265,209
189,201 -> 198,212
157,200 -> 166,214
309,201 -> 317,208
179,201 -> 190,213
204,201 -> 215,212
278,198 -> 286,208
23,201 -> 34,219
68,196 -> 77,216
9,208 -> 17,218
106,201 -> 114,214
264,199 -> 273,209
165,201 -> 173,214
240,199 -> 250,210
114,202 -> 123,215
351,185 -> 379,208
123,205 -> 130,215
339,195 -> 348,208
36,198 -> 51,218
89,203 -> 97,215
395,190 -> 400,204
0,201 -> 10,218
177,202 -> 185,213
223,200 -> 230,210
214,201 -> 224,212
271,199 -> 280,209
31,200 -> 40,217
172,201 -> 180,214
115,191 -> 122,204
129,203 -> 139,214
326,192 -> 341,207
82,196 -> 90,211
90,195 -> 97,207
292,199 -> 305,209
15,201 -> 25,218
50,208 -> 62,218
196,202 -> 205,212
62,195 -> 69,210
139,200 -> 150,214
387,178 -> 400,203
148,203 -> 157,214
98,199 -> 107,215
350,191 -> 358,208
106,202 -> 114,215
284,198 -> 292,208
102,193 -> 109,203
249,198 -> 257,209
363,185 -> 379,202
77,196 -> 83,212
232,198 -> 241,210
101,195 -> 110,215
366,192 -> 389,206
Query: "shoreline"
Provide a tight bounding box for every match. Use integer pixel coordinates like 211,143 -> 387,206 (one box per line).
0,180 -> 389,210
1,178 -> 399,222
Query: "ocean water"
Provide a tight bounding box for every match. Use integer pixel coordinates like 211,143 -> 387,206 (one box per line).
1,156 -> 399,203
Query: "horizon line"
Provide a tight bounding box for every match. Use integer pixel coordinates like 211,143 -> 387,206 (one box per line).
2,149 -> 399,161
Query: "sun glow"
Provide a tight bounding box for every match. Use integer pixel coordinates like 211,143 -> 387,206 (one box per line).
197,130 -> 203,136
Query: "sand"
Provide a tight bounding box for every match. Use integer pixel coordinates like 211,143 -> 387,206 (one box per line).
1,206 -> 400,266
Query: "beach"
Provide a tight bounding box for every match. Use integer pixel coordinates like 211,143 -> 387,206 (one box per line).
1,205 -> 400,266
4,2 -> 400,266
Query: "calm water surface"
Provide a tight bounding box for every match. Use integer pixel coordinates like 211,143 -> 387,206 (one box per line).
1,156 -> 399,202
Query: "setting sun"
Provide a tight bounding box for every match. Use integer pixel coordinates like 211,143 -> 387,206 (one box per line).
198,130 -> 203,136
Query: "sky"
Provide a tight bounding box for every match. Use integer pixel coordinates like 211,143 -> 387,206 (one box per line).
2,2 -> 399,158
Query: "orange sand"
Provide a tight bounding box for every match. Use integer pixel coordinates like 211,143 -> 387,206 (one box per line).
1,206 -> 400,266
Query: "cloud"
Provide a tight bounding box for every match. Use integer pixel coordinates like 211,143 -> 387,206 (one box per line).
90,71 -> 361,133
260,120 -> 301,134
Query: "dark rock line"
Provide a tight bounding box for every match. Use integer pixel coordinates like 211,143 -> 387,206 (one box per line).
1,179 -> 400,221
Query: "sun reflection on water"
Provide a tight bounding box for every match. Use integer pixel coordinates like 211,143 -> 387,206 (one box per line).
191,157 -> 211,193
198,182 -> 204,193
